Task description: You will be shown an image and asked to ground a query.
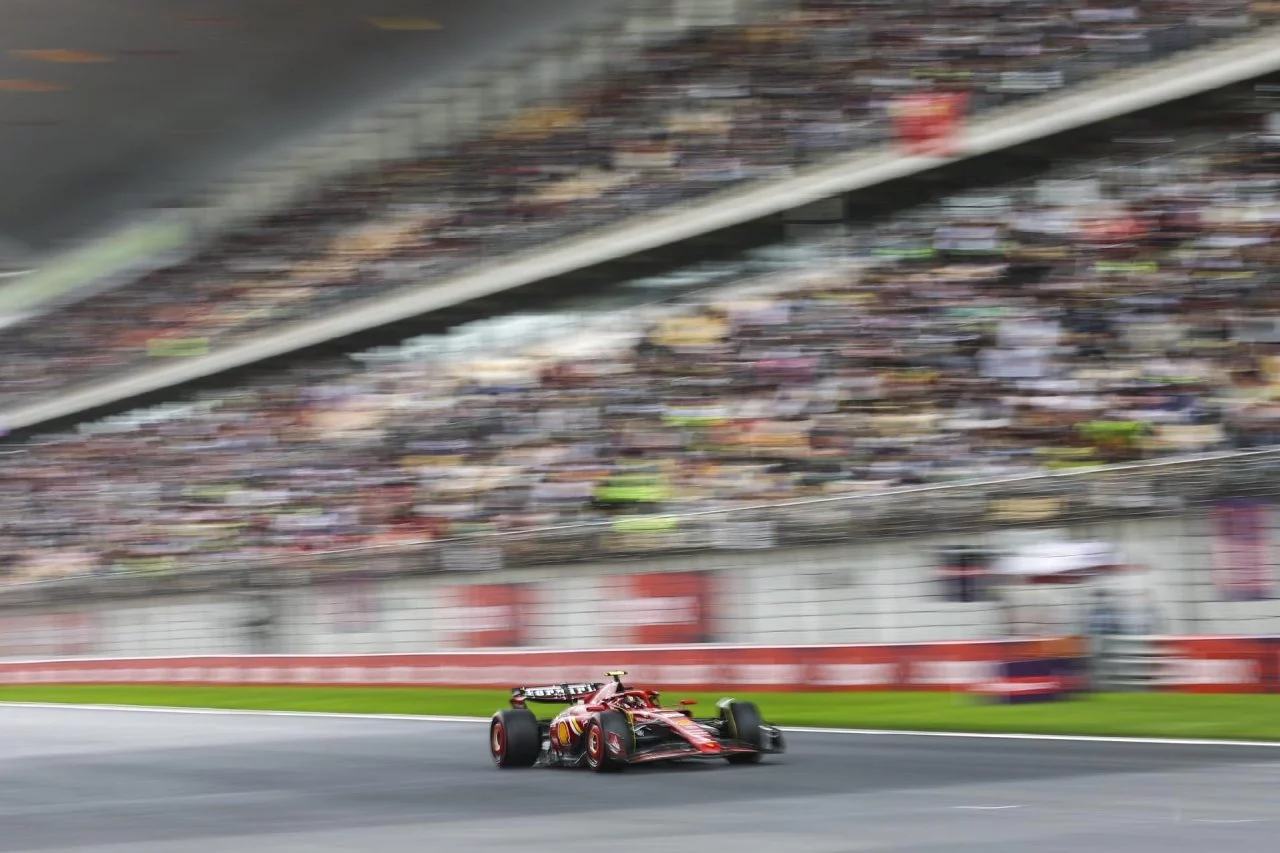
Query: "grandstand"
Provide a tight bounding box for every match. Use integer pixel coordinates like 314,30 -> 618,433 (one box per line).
5,79 -> 1280,587
0,0 -> 1278,430
0,0 -> 1274,658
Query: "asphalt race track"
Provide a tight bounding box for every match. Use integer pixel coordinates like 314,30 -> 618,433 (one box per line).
2,706 -> 1280,853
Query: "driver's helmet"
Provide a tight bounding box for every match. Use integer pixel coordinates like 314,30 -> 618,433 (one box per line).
618,693 -> 647,709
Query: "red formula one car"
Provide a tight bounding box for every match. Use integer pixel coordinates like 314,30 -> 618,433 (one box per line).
489,671 -> 785,772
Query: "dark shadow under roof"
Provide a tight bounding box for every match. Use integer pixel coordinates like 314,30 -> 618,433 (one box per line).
0,0 -> 623,252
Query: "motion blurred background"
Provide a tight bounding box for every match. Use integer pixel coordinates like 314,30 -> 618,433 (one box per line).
0,0 -> 1279,689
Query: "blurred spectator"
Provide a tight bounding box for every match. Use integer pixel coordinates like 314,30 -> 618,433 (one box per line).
0,0 -> 1270,408
7,103 -> 1280,583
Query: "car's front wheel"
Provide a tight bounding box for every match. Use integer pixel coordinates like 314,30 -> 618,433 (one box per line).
491,709 -> 540,768
583,711 -> 631,773
720,700 -> 764,765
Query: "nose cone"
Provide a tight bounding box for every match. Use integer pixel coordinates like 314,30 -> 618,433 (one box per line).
699,741 -> 722,753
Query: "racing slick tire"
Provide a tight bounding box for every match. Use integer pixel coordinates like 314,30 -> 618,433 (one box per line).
583,711 -> 631,773
720,700 -> 764,765
491,709 -> 541,768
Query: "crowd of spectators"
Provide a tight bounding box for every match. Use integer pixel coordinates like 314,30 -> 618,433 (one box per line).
3,99 -> 1280,583
0,0 -> 1269,409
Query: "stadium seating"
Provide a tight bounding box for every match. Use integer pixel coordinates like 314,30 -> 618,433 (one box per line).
3,98 -> 1280,582
0,0 -> 1269,411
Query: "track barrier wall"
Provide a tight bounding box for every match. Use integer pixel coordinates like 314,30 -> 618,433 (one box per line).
0,636 -> 1269,694
0,640 -> 1085,691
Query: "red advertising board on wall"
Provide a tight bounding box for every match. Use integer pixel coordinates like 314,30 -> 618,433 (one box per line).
0,612 -> 97,658
891,92 -> 969,157
4,636 -> 1278,694
1159,636 -> 1274,694
318,580 -> 381,634
0,638 -> 1086,692
609,572 -> 719,645
445,583 -> 537,648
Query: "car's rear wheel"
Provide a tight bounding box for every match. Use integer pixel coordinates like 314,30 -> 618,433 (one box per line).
720,700 -> 764,765
584,711 -> 631,773
491,709 -> 540,768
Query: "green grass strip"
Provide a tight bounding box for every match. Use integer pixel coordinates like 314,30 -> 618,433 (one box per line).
1,686 -> 1279,741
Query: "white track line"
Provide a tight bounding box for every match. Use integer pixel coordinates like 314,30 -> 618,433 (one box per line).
0,702 -> 482,723
3,701 -> 1280,749
779,726 -> 1280,748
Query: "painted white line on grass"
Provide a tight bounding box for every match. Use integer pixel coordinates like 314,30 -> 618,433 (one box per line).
3,701 -> 1280,749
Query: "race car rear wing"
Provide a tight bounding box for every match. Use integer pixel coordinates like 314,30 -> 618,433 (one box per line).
510,682 -> 602,707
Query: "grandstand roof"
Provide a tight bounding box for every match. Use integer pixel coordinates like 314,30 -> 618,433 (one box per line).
0,0 -> 615,254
